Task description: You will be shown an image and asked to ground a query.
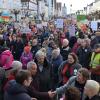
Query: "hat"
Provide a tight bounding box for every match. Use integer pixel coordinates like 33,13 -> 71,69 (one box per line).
24,46 -> 31,53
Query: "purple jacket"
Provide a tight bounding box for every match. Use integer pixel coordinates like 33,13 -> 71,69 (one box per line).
20,52 -> 33,69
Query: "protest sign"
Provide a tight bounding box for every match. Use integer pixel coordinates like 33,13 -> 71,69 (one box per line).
56,19 -> 64,28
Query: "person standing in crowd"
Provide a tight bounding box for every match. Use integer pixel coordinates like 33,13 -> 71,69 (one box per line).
10,34 -> 17,59
90,44 -> 100,83
51,48 -> 63,90
47,41 -> 57,61
90,34 -> 99,49
5,61 -> 22,83
27,61 -> 55,100
55,68 -> 90,100
72,38 -> 82,54
60,39 -> 71,61
31,37 -> 39,58
59,32 -> 66,47
58,52 -> 82,86
35,50 -> 52,92
77,39 -> 92,68
0,67 -> 6,100
0,47 -> 14,70
4,70 -> 35,100
20,46 -> 33,69
15,36 -> 24,60
69,36 -> 77,48
84,80 -> 100,100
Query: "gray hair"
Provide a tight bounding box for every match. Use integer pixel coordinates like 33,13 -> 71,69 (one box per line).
63,39 -> 69,46
85,80 -> 100,94
11,61 -> 22,70
27,61 -> 37,69
35,50 -> 46,58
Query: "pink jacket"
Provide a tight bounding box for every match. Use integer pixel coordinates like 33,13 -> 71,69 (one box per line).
0,50 -> 14,70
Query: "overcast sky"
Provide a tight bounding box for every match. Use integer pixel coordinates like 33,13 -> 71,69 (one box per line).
57,0 -> 95,13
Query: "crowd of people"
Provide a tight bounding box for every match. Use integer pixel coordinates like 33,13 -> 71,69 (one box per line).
0,20 -> 100,100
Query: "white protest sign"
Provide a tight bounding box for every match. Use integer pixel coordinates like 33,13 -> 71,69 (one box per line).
37,24 -> 43,28
20,27 -> 31,34
56,19 -> 64,28
91,21 -> 98,31
42,22 -> 48,27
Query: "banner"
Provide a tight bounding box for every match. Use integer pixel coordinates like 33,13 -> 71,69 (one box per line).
77,15 -> 87,22
37,24 -> 43,28
91,21 -> 98,31
42,22 -> 48,27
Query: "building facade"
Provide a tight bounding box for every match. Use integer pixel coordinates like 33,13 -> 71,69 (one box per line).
62,3 -> 67,17
56,2 -> 62,17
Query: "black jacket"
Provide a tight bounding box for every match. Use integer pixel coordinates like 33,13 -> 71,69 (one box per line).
4,80 -> 31,100
85,95 -> 100,100
35,58 -> 52,92
28,75 -> 51,100
60,46 -> 71,61
77,46 -> 92,68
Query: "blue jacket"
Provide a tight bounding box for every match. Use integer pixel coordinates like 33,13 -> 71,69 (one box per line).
51,55 -> 63,89
4,80 -> 31,100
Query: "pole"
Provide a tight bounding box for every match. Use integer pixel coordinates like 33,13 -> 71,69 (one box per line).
15,13 -> 17,22
37,0 -> 39,20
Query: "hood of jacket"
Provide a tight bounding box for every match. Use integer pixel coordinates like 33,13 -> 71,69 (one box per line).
1,50 -> 12,56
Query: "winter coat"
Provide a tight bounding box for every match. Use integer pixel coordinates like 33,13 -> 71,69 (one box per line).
47,47 -> 53,61
31,45 -> 39,57
10,40 -> 17,59
28,75 -> 51,100
20,52 -> 33,69
58,61 -> 82,85
35,58 -> 52,92
4,80 -> 31,100
77,46 -> 92,68
15,40 -> 24,60
85,95 -> 100,100
0,50 -> 14,70
60,46 -> 71,61
51,55 -> 63,89
56,76 -> 86,100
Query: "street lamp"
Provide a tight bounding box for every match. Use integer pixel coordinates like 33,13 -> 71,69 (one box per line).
11,9 -> 20,21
